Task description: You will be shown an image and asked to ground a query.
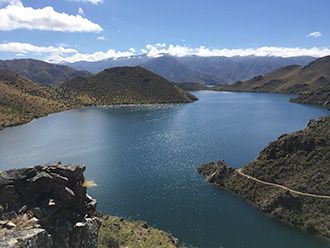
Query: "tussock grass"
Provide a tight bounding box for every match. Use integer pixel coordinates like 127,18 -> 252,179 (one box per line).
82,180 -> 97,188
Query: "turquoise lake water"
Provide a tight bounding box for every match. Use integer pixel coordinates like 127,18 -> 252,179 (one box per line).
0,91 -> 329,248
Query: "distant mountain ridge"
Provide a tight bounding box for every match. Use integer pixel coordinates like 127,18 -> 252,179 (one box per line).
67,55 -> 315,85
0,59 -> 91,85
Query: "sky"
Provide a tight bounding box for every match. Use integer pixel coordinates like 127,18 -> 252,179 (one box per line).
0,0 -> 330,63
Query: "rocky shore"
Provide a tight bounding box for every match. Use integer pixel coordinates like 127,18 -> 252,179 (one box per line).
198,116 -> 330,239
0,163 -> 181,248
290,85 -> 330,109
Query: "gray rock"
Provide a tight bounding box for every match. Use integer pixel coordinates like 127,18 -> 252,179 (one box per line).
0,164 -> 101,248
0,228 -> 52,248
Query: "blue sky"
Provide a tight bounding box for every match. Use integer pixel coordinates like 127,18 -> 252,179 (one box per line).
0,0 -> 330,62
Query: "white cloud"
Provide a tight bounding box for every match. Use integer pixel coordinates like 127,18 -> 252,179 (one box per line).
0,42 -> 77,54
78,7 -> 84,15
143,44 -> 330,58
307,31 -> 322,38
1,42 -> 330,63
49,49 -> 136,63
0,1 -> 102,32
71,0 -> 103,5
97,36 -> 106,40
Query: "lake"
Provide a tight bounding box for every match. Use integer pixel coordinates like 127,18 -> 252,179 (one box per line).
0,91 -> 329,248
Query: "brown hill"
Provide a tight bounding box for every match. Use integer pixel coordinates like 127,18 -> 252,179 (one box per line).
56,66 -> 198,105
0,70 -> 72,129
216,56 -> 330,107
0,59 -> 91,85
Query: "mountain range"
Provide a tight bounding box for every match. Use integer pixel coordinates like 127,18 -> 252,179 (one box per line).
68,55 -> 315,85
0,56 -> 316,87
0,59 -> 91,85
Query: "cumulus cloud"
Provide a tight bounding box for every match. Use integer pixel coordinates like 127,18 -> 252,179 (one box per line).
0,1 -> 102,32
1,42 -> 330,63
0,42 -> 77,54
49,49 -> 136,63
307,31 -> 322,38
70,0 -> 103,5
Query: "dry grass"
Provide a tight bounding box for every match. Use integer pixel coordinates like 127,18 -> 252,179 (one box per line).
82,180 -> 97,188
98,216 -> 179,248
10,214 -> 39,229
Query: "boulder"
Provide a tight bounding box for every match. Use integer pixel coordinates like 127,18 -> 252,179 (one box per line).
0,163 -> 101,248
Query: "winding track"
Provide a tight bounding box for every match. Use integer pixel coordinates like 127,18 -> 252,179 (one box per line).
236,168 -> 330,199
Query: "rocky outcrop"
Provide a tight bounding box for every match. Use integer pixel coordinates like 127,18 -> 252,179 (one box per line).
0,163 -> 101,248
198,117 -> 330,239
290,84 -> 330,109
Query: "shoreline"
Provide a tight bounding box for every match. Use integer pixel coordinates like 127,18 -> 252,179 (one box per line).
2,89 -> 328,132
0,99 -> 198,132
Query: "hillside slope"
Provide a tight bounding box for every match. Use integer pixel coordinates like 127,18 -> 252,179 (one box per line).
216,56 -> 330,107
0,70 -> 72,129
56,66 -> 197,105
0,59 -> 91,85
199,116 -> 330,238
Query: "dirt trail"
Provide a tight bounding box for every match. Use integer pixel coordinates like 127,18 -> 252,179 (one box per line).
236,168 -> 330,199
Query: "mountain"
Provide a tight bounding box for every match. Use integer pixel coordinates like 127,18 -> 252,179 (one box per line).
199,116 -> 330,238
56,66 -> 197,105
0,59 -> 91,85
218,56 -> 330,93
216,56 -> 330,107
0,70 -> 71,129
68,55 -> 315,85
177,55 -> 315,84
141,56 -> 219,84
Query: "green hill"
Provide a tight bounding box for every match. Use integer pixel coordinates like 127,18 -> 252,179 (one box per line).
56,66 -> 198,105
